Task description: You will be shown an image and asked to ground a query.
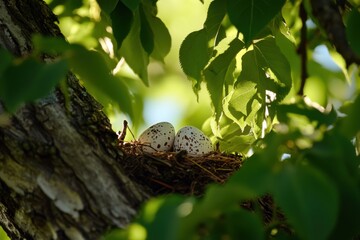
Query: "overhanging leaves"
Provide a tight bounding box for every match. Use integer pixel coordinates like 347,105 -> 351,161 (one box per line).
33,36 -> 134,118
205,38 -> 244,121
119,9 -> 149,86
179,0 -> 227,86
139,4 -> 154,55
111,1 -> 134,49
68,46 -> 134,118
0,58 -> 68,112
227,0 -> 286,45
224,37 -> 292,135
179,29 -> 210,82
254,37 -> 292,100
141,1 -> 171,62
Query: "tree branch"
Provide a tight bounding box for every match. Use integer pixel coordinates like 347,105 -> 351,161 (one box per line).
0,0 -> 151,239
310,0 -> 360,67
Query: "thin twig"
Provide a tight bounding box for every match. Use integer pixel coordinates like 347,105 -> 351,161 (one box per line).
118,120 -> 128,146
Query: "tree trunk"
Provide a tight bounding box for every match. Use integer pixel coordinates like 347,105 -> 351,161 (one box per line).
0,0 -> 151,239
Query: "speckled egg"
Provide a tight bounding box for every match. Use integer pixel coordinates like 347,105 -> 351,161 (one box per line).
174,126 -> 213,156
138,122 -> 175,153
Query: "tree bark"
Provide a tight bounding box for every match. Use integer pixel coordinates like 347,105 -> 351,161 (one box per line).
0,0 -> 151,239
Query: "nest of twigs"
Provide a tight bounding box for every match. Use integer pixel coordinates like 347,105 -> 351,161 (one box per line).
118,138 -> 291,233
119,141 -> 243,195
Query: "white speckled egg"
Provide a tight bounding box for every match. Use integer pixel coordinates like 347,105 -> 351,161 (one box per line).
138,122 -> 175,153
174,126 -> 213,156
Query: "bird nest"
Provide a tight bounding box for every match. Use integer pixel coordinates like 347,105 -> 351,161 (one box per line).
119,141 -> 243,196
119,142 -> 289,230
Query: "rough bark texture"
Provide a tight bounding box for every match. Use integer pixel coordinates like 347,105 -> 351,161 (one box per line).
0,0 -> 151,239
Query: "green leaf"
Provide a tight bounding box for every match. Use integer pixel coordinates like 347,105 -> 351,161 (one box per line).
277,100 -> 337,127
179,29 -> 210,82
144,7 -> 171,62
111,1 -> 134,49
146,196 -> 185,240
96,0 -> 119,13
0,49 -> 13,76
227,153 -> 274,195
305,133 -> 360,239
179,0 -> 226,85
178,185 -> 256,240
140,1 -> 171,61
205,38 -> 244,121
119,9 -> 149,85
225,209 -> 264,240
346,8 -> 360,56
229,80 -> 258,115
120,0 -> 140,11
273,164 -> 339,240
225,50 -> 265,133
147,16 -> 171,61
32,35 -> 70,55
139,4 -> 154,55
67,46 -> 134,118
0,58 -> 68,112
253,37 -> 292,100
227,0 -> 286,45
32,35 -> 135,118
338,95 -> 360,138
204,0 -> 227,40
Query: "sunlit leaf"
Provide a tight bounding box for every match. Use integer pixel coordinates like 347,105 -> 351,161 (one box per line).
254,37 -> 292,100
273,164 -> 338,240
204,38 -> 244,121
227,0 -> 286,44
0,58 -> 68,112
218,134 -> 255,153
119,9 -> 149,86
229,80 -> 258,115
111,1 -> 134,49
346,8 -> 360,56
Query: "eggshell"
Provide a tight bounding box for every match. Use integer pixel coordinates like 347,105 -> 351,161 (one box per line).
174,126 -> 213,156
138,122 -> 175,153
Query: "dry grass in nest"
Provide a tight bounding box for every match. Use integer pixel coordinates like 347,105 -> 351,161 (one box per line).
119,142 -> 243,196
